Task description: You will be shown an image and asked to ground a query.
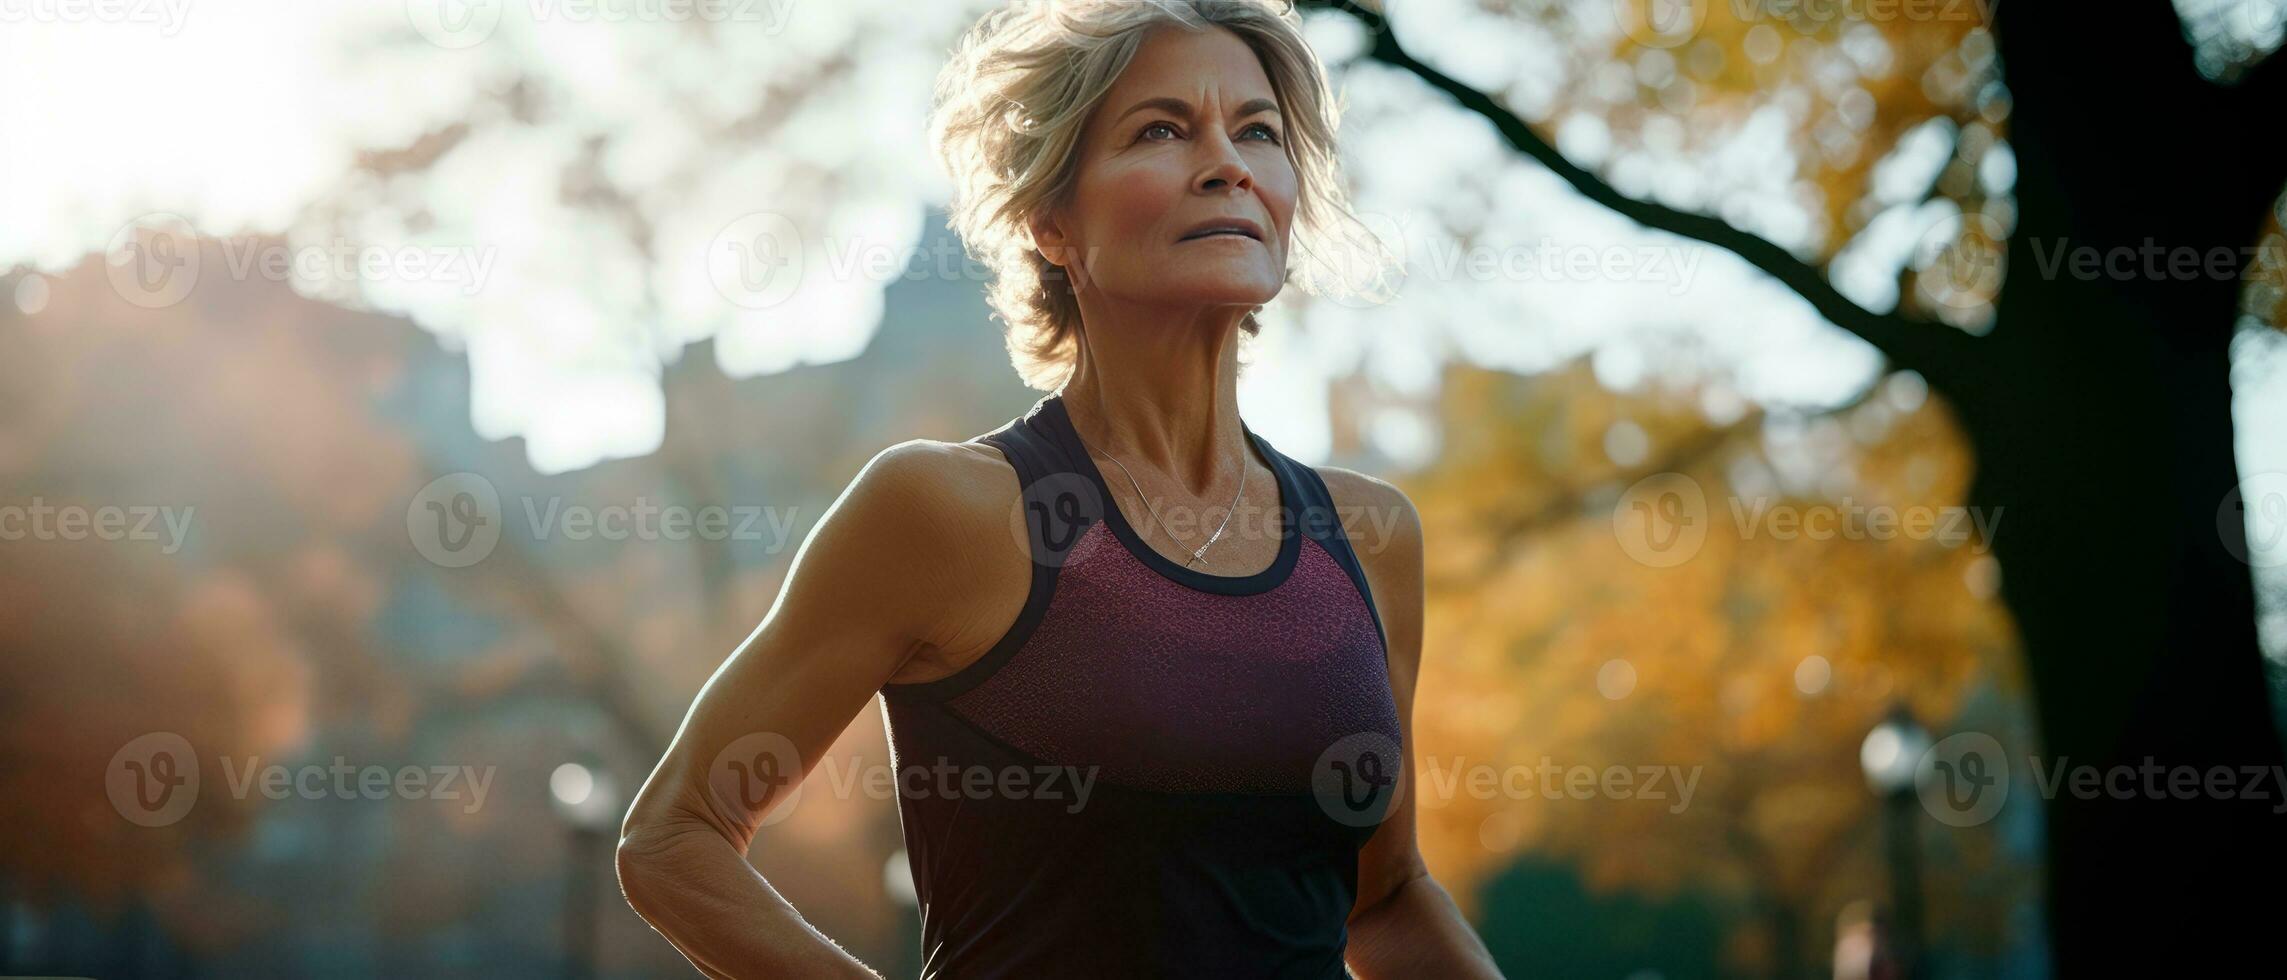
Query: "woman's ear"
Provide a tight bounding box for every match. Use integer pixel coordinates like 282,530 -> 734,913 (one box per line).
1027,208 -> 1069,270
1028,207 -> 1089,294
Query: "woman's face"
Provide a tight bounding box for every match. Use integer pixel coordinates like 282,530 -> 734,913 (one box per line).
1034,25 -> 1297,321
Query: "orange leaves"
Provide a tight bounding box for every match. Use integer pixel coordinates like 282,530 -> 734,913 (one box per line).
1393,359 -> 2028,931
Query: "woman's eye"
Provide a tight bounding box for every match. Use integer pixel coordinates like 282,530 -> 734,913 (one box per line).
1138,121 -> 1280,143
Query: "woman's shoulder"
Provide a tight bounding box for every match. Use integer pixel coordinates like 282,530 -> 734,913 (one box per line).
1308,465 -> 1419,549
844,436 -> 1020,537
843,437 -> 1033,683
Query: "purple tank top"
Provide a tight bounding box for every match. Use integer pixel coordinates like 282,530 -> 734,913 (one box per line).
878,392 -> 1405,979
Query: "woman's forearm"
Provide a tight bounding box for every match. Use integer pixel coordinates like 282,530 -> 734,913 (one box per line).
1343,871 -> 1505,979
616,819 -> 881,979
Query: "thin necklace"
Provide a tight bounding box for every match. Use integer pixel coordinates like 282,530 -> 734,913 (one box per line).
1090,442 -> 1246,568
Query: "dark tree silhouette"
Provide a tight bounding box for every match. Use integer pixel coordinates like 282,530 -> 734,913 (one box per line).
1301,0 -> 2287,973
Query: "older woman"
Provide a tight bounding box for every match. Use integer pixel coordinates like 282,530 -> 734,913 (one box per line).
615,2 -> 1500,977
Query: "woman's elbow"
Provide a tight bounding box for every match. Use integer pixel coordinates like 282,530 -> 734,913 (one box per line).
615,809 -> 709,917
614,823 -> 670,917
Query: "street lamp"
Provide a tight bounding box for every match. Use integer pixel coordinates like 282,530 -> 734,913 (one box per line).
551,762 -> 622,980
1859,703 -> 1931,980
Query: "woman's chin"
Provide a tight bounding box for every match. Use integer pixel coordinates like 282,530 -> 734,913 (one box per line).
1141,277 -> 1281,310
1159,295 -> 1279,318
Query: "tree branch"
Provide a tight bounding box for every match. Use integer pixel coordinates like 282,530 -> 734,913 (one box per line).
1298,0 -> 1978,397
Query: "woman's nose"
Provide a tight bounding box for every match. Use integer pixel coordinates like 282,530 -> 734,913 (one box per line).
1195,134 -> 1254,194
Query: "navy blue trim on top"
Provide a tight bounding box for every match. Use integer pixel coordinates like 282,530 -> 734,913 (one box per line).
1287,462 -> 1391,676
1038,393 -> 1301,597
880,413 -> 1063,703
879,392 -> 1397,697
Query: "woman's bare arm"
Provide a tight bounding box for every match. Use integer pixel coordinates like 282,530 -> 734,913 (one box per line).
1320,467 -> 1505,980
615,439 -> 1020,978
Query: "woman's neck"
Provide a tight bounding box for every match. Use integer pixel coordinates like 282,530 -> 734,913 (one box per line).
1056,311 -> 1253,497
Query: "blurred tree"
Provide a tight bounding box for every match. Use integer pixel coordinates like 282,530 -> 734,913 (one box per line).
1401,360 -> 2028,977
1300,0 -> 2287,972
0,240 -> 1027,971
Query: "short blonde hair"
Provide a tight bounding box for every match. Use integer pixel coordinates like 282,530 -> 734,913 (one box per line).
930,0 -> 1384,390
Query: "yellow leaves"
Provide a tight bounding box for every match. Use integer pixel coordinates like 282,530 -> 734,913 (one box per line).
1578,0 -> 2004,273
1394,360 -> 2028,920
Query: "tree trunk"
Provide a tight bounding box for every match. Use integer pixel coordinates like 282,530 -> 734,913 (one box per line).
1964,4 -> 2287,972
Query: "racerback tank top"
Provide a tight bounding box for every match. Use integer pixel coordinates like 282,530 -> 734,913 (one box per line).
877,391 -> 1406,979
